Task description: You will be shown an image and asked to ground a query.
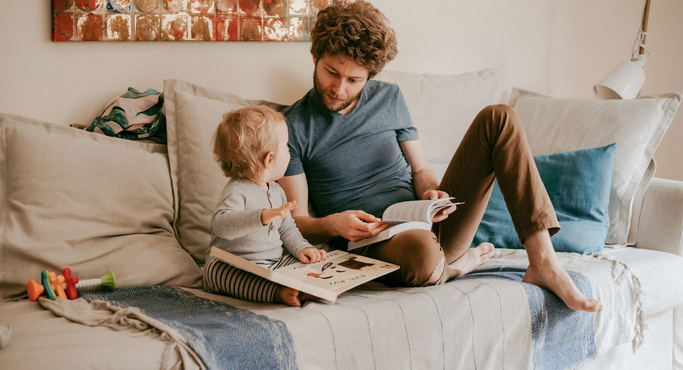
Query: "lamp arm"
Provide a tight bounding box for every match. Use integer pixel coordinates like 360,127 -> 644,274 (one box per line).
594,0 -> 650,99
639,0 -> 651,55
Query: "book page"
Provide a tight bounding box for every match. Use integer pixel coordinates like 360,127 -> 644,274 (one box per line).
275,250 -> 399,294
382,197 -> 456,223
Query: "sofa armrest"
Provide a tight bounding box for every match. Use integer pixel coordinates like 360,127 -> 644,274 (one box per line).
634,177 -> 683,256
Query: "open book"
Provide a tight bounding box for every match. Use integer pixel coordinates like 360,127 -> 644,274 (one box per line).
209,247 -> 399,303
348,197 -> 463,250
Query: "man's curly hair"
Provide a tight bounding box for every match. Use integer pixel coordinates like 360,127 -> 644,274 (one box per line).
311,0 -> 397,79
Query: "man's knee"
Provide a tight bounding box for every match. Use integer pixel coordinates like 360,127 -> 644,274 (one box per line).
385,230 -> 445,287
473,104 -> 522,137
476,104 -> 517,125
480,104 -> 513,116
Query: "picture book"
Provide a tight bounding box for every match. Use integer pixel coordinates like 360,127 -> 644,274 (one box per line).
209,247 -> 400,303
348,197 -> 463,250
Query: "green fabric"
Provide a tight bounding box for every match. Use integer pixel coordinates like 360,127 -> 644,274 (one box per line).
87,87 -> 166,143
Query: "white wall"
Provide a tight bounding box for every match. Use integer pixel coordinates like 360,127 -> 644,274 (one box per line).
1,1 -> 681,180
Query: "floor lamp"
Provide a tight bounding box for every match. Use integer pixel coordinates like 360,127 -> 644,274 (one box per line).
594,0 -> 651,99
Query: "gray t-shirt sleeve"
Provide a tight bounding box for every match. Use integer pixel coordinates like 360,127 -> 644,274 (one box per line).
211,197 -> 264,241
210,179 -> 314,261
274,186 -> 314,258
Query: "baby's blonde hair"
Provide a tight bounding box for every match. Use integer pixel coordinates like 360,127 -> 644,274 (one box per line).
213,106 -> 284,179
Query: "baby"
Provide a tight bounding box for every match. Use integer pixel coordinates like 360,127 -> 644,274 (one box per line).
204,106 -> 327,307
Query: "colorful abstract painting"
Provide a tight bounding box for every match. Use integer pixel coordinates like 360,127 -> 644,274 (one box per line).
51,0 -> 353,42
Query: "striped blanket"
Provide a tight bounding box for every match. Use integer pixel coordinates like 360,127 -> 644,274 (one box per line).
460,266 -> 597,369
79,286 -> 296,370
39,250 -> 642,370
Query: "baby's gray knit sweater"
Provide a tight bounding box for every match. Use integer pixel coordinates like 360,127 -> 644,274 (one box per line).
209,178 -> 312,262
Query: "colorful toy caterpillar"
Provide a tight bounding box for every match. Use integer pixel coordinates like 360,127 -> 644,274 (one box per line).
27,268 -> 116,301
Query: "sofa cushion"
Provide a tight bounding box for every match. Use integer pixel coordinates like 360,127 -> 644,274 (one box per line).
0,113 -> 202,298
473,144 -> 616,254
509,89 -> 681,245
375,68 -> 498,180
164,79 -> 285,264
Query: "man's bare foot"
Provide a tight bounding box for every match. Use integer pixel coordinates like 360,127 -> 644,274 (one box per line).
523,230 -> 603,312
449,242 -> 495,276
274,286 -> 303,307
523,259 -> 603,312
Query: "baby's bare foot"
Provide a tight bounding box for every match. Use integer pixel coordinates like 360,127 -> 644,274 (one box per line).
523,261 -> 603,312
449,242 -> 495,276
274,286 -> 302,307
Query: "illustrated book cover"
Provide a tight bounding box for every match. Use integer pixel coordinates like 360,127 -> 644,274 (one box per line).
209,247 -> 400,303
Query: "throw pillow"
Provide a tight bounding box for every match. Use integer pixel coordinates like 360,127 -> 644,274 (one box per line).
0,114 -> 202,298
509,89 -> 681,245
473,144 -> 616,254
86,87 -> 167,143
164,79 -> 286,264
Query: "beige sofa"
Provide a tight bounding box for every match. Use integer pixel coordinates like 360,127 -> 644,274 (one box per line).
1,71 -> 682,369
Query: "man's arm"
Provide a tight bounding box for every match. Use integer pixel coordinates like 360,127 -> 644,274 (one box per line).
278,173 -> 387,244
399,140 -> 455,222
399,140 -> 441,197
278,173 -> 331,244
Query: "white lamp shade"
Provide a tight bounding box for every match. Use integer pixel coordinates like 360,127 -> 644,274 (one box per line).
594,58 -> 646,99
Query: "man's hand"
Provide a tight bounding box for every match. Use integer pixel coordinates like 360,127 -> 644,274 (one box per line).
261,201 -> 298,225
298,247 -> 328,264
422,190 -> 457,223
325,210 -> 388,242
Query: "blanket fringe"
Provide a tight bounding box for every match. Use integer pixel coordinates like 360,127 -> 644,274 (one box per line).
101,305 -> 168,338
38,297 -> 205,370
592,253 -> 647,353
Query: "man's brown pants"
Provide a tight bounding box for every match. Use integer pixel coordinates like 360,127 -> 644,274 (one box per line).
362,104 -> 560,286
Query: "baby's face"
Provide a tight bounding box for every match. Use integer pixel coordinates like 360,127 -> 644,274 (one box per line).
270,120 -> 291,180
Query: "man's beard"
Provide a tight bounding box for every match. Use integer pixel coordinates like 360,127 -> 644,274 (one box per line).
313,71 -> 362,113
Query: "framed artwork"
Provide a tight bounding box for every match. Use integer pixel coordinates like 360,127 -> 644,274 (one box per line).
51,0 -> 353,42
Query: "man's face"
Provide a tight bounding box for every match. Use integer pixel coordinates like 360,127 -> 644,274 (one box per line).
313,54 -> 370,115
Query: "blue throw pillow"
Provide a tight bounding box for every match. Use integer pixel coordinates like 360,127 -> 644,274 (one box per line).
472,143 -> 616,254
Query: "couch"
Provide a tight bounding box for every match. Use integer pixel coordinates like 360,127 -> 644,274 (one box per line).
1,69 -> 682,370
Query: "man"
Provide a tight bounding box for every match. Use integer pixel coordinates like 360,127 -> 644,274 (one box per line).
279,0 -> 602,312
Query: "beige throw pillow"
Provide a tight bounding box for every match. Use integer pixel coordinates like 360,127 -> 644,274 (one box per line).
164,79 -> 285,263
0,114 -> 202,298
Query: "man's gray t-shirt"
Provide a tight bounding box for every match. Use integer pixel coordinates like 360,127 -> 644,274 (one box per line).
284,80 -> 419,218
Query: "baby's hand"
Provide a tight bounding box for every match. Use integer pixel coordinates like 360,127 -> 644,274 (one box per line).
261,201 -> 298,225
298,247 -> 328,264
